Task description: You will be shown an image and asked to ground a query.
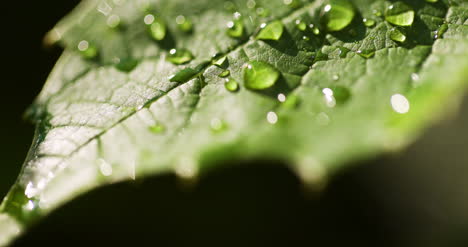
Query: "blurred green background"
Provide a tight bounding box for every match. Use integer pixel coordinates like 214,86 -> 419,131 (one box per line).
1,1 -> 468,246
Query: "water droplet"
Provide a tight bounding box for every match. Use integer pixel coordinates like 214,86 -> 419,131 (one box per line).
243,61 -> 280,90
391,93 -> 410,114
247,0 -> 256,9
332,74 -> 339,81
322,0 -> 355,32
338,47 -> 350,58
385,2 -> 415,26
411,73 -> 420,81
24,200 -> 36,211
107,14 -> 121,28
425,0 -> 438,3
277,93 -> 287,102
389,28 -> 406,43
149,123 -> 165,134
77,40 -> 98,59
356,49 -> 375,59
257,21 -> 284,41
373,9 -> 382,17
115,58 -> 139,72
218,70 -> 230,78
168,68 -> 198,83
98,159 -> 113,177
224,78 -> 239,92
227,13 -> 244,38
363,18 -> 376,27
296,20 -> 307,31
145,14 -> 167,40
256,7 -> 270,17
176,15 -> 193,32
213,56 -> 228,67
267,111 -> 278,124
331,86 -> 351,104
210,118 -> 229,133
283,0 -> 301,8
322,88 -> 336,107
167,48 -> 194,65
434,23 -> 448,39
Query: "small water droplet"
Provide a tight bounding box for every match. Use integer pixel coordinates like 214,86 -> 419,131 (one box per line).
363,18 -> 376,27
322,0 -> 355,31
218,70 -> 231,78
226,19 -> 244,38
145,14 -> 167,40
224,78 -> 240,92
425,0 -> 438,3
332,75 -> 339,81
411,73 -> 420,81
149,123 -> 165,134
338,46 -> 350,58
167,48 -> 194,65
389,28 -> 406,42
99,159 -> 113,177
391,93 -> 410,114
256,7 -> 270,17
385,2 -> 415,26
168,68 -> 198,83
213,56 -> 228,67
295,20 -> 307,31
283,0 -> 301,8
176,15 -> 193,32
267,111 -> 278,124
77,40 -> 98,59
257,21 -> 284,40
277,93 -> 287,102
107,14 -> 121,28
247,0 -> 256,9
356,49 -> 375,59
210,118 -> 229,133
243,61 -> 280,90
302,36 -> 310,40
373,9 -> 382,17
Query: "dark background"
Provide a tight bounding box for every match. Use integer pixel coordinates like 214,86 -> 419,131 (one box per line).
1,1 -> 468,246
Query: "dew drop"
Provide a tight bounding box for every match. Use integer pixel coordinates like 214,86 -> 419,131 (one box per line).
277,93 -> 287,102
145,14 -> 167,41
243,61 -> 280,90
167,48 -> 194,65
115,58 -> 139,72
77,40 -> 98,59
389,28 -> 406,43
373,9 -> 382,17
356,49 -> 375,59
338,46 -> 350,58
322,0 -> 355,32
176,15 -> 193,32
246,0 -> 256,9
168,68 -> 198,83
267,111 -> 278,124
210,118 -> 229,133
213,56 -> 228,67
218,70 -> 231,78
391,93 -> 410,114
257,21 -> 284,41
363,18 -> 376,27
107,14 -> 121,28
385,2 -> 415,26
425,0 -> 438,2
98,159 -> 113,177
149,123 -> 165,134
283,0 -> 301,9
295,20 -> 307,31
332,74 -> 339,81
227,13 -> 244,38
224,78 -> 239,92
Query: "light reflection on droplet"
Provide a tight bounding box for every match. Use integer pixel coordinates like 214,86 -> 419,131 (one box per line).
277,93 -> 286,102
322,88 -> 336,108
107,14 -> 121,28
324,4 -> 332,12
175,157 -> 198,179
391,94 -> 410,114
411,73 -> 420,81
295,156 -> 328,188
99,159 -> 113,177
77,40 -> 89,51
25,182 -> 38,199
24,200 -> 35,211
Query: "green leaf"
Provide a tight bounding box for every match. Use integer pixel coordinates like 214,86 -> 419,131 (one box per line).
1,0 -> 468,244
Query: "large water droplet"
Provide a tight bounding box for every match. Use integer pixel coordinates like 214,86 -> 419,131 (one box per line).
389,28 -> 406,42
390,93 -> 410,114
322,0 -> 355,32
385,2 -> 415,26
145,14 -> 167,40
257,21 -> 284,41
224,78 -> 239,92
356,49 -> 375,59
115,58 -> 139,72
167,48 -> 194,65
243,61 -> 280,90
77,40 -> 98,59
168,68 -> 198,83
176,15 -> 193,32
